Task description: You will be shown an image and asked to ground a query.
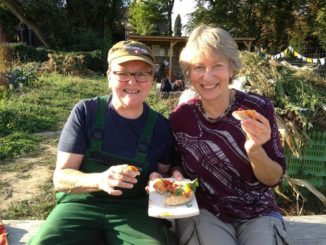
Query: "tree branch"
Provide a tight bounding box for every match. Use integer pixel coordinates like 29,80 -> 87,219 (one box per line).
1,0 -> 49,48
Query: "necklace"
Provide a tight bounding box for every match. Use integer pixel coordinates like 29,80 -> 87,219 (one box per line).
199,90 -> 235,123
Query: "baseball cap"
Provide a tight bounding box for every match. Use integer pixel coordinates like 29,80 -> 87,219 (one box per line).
108,40 -> 154,67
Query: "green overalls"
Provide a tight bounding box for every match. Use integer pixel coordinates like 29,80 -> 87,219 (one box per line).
29,96 -> 176,245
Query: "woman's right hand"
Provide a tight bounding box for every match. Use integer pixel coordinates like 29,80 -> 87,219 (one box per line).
98,164 -> 139,196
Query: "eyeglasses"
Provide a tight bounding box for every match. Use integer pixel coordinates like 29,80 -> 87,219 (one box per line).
112,71 -> 153,83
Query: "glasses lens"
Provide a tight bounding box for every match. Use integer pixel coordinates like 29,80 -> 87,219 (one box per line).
113,71 -> 151,82
114,72 -> 129,82
135,72 -> 150,82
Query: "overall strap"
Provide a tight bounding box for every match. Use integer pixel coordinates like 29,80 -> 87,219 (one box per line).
87,96 -> 158,165
89,95 -> 107,151
134,108 -> 158,163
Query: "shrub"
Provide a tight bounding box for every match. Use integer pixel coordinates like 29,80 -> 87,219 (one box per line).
40,50 -> 108,75
5,63 -> 39,90
83,50 -> 107,74
41,53 -> 96,75
5,43 -> 49,63
68,29 -> 102,51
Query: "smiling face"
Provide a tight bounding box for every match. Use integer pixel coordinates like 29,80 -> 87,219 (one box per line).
190,53 -> 233,104
108,60 -> 153,118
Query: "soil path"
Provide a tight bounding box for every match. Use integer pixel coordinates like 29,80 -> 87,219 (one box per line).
0,136 -> 58,213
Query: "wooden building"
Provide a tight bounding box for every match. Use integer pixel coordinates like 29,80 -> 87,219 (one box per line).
127,34 -> 255,81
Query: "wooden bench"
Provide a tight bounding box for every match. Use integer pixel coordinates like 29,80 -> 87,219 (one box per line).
4,215 -> 326,244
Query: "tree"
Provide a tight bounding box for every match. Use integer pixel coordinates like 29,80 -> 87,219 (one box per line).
0,3 -> 19,42
315,6 -> 326,50
165,0 -> 175,35
64,0 -> 126,51
128,0 -> 166,35
187,0 -> 307,51
128,0 -> 175,35
0,0 -> 127,50
1,0 -> 49,47
174,14 -> 182,36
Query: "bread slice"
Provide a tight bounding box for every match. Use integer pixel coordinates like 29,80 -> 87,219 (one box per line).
232,109 -> 256,121
124,165 -> 140,176
164,191 -> 194,206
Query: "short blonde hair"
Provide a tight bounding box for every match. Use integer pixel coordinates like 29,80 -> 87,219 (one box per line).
180,24 -> 242,80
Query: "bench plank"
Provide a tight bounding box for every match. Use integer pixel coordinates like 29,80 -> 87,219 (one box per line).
285,215 -> 326,245
4,215 -> 326,244
4,220 -> 43,244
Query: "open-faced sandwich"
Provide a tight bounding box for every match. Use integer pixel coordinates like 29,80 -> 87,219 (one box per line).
152,178 -> 198,206
232,109 -> 256,121
124,165 -> 140,176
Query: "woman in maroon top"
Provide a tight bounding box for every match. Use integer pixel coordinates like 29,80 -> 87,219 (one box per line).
169,24 -> 289,245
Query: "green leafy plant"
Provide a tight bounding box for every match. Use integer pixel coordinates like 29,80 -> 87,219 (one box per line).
0,132 -> 42,160
5,63 -> 38,90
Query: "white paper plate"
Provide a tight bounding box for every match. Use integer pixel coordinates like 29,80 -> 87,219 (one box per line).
148,178 -> 200,219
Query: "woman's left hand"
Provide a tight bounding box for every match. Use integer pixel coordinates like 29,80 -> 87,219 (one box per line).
240,111 -> 271,153
171,169 -> 184,180
148,171 -> 163,180
145,172 -> 163,193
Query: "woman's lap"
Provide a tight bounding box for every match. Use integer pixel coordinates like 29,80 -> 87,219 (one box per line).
176,209 -> 288,245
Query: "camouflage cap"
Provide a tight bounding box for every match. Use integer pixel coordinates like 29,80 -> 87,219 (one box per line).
108,40 -> 154,67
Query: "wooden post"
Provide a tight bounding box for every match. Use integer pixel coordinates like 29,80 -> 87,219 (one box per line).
243,40 -> 253,51
169,41 -> 177,81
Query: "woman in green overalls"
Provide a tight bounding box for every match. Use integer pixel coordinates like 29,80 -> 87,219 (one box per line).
29,40 -> 178,245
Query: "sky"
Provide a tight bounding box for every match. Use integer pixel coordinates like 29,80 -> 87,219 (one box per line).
172,0 -> 197,35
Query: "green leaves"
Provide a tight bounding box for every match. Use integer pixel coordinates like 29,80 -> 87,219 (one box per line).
1,0 -> 126,50
187,178 -> 199,192
128,0 -> 171,35
0,132 -> 42,160
174,178 -> 199,196
188,0 -> 326,51
5,63 -> 38,90
173,14 -> 182,36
